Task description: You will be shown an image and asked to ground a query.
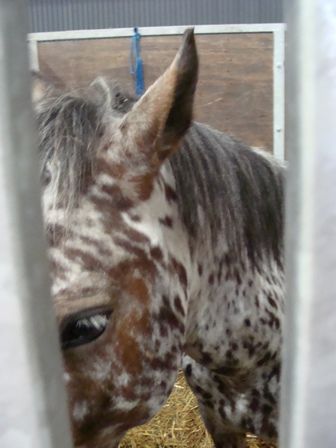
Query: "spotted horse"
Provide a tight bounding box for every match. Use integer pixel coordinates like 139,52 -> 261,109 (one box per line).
33,29 -> 285,448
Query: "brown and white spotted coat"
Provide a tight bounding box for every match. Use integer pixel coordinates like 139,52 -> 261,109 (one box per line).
34,30 -> 285,448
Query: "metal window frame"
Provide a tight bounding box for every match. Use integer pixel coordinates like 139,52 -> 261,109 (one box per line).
28,23 -> 285,160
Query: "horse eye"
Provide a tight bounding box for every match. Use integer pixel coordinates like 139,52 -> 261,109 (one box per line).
61,311 -> 112,350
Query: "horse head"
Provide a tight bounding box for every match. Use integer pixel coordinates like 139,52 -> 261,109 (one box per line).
33,29 -> 198,447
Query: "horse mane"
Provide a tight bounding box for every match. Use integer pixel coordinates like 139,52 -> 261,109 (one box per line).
36,78 -> 284,266
170,123 -> 284,266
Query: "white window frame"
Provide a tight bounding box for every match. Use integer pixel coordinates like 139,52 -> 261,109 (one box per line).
28,24 -> 285,160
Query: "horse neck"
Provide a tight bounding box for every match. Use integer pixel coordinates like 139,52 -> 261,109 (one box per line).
142,144 -> 229,311
157,124 -> 285,363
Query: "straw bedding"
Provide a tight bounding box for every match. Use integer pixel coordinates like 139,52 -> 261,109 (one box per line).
120,373 -> 275,448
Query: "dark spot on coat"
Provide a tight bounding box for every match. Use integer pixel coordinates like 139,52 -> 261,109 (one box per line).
174,295 -> 185,317
159,216 -> 173,227
130,214 -> 141,222
164,183 -> 178,202
268,295 -> 278,309
150,246 -> 163,261
171,257 -> 188,289
185,364 -> 192,377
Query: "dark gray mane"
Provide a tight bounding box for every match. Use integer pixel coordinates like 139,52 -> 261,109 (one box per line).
170,123 -> 284,266
36,78 -> 284,266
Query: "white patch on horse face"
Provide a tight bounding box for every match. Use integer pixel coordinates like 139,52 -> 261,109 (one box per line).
49,248 -> 97,296
73,400 -> 89,422
114,372 -> 130,387
89,359 -> 112,382
121,181 -> 168,247
122,211 -> 162,247
74,199 -> 104,222
44,207 -> 69,224
114,398 -> 139,412
63,234 -> 110,265
90,184 -> 114,202
49,247 -> 80,273
96,173 -> 115,188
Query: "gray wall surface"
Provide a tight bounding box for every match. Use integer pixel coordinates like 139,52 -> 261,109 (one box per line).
28,0 -> 283,33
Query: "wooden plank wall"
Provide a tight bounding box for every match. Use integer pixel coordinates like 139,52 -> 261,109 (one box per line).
37,33 -> 273,151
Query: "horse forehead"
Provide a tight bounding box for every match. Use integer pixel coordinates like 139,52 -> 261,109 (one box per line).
44,205 -> 166,296
42,164 -> 179,300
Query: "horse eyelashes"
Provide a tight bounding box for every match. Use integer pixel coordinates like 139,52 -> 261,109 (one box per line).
61,311 -> 112,350
76,314 -> 109,330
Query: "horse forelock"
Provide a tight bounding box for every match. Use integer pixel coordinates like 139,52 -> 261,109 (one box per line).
36,78 -> 136,216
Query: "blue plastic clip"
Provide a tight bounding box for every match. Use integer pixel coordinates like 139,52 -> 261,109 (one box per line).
130,27 -> 145,96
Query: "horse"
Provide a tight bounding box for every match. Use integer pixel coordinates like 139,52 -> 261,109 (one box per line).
33,29 -> 285,448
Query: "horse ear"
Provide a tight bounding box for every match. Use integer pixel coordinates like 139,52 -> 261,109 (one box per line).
121,28 -> 198,163
31,71 -> 58,104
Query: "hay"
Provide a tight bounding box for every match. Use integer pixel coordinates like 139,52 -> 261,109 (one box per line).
120,373 -> 275,448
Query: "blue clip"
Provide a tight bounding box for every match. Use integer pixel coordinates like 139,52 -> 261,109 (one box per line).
130,27 -> 145,96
